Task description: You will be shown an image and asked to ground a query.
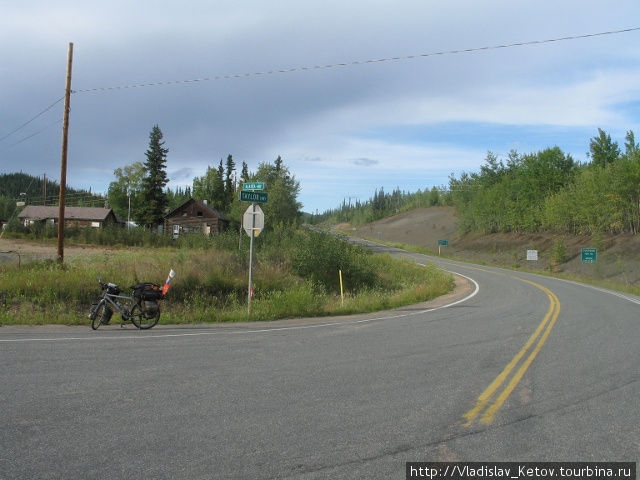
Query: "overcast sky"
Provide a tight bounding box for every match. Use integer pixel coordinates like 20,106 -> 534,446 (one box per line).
1,1 -> 639,213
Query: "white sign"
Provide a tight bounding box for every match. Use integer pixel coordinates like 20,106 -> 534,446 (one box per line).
243,204 -> 264,237
526,249 -> 538,261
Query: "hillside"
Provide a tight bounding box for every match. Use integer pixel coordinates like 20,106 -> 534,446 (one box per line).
336,206 -> 640,287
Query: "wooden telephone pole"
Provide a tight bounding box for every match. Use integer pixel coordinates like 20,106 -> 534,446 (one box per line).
57,42 -> 73,263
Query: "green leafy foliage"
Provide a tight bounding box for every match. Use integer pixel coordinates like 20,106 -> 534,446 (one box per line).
447,129 -> 640,236
107,161 -> 145,220
589,128 -> 621,167
289,230 -> 380,294
248,158 -> 302,228
192,161 -> 226,212
450,148 -> 578,233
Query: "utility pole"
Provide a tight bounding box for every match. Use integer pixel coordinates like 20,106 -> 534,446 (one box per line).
42,173 -> 46,205
57,42 -> 73,263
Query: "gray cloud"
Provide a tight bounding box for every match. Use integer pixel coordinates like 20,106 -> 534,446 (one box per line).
169,167 -> 195,183
1,1 -> 639,212
352,158 -> 379,167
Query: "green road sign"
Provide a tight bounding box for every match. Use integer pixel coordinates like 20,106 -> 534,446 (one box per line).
240,190 -> 268,203
581,248 -> 597,263
243,182 -> 265,191
438,240 -> 449,246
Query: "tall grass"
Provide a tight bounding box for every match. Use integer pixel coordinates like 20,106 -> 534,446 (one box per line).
0,228 -> 453,325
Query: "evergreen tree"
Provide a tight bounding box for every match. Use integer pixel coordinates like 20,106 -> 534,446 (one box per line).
274,155 -> 283,173
137,125 -> 169,228
241,162 -> 250,182
166,186 -> 192,211
224,154 -> 236,210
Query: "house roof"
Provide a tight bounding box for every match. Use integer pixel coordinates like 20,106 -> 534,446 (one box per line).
17,205 -> 114,221
164,198 -> 229,222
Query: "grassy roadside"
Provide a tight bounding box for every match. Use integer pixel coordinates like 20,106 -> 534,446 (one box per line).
0,229 -> 454,326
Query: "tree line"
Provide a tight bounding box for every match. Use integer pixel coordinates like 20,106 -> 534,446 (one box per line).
313,128 -> 640,237
107,125 -> 302,230
449,129 -> 640,235
312,185 -> 444,226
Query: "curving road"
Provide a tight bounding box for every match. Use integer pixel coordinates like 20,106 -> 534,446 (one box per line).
1,242 -> 638,478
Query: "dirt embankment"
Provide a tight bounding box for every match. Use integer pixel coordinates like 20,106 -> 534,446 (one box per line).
336,206 -> 640,286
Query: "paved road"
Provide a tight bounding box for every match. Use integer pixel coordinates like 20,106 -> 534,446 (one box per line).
1,243 -> 638,479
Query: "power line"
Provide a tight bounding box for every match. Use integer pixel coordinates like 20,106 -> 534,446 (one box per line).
0,118 -> 62,152
73,27 -> 640,94
0,97 -> 64,143
1,26 -> 638,152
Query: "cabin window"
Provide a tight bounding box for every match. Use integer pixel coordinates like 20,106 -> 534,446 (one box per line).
197,211 -> 203,217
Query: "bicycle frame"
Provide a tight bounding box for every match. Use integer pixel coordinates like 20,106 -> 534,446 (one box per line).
90,278 -> 162,330
100,292 -> 137,320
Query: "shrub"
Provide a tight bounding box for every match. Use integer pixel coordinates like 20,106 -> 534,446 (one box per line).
289,230 -> 380,294
550,238 -> 567,272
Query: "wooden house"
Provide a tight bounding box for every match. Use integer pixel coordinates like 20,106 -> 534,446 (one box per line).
17,206 -> 118,229
164,198 -> 229,238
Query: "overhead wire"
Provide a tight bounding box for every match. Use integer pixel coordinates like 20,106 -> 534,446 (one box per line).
0,97 -> 64,143
73,27 -> 640,93
1,26 -> 639,153
0,118 -> 62,152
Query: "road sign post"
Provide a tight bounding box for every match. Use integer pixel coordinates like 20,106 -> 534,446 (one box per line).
239,181 -> 267,315
437,239 -> 449,255
244,204 -> 266,316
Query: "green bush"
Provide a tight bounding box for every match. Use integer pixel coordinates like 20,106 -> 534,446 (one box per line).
289,230 -> 379,294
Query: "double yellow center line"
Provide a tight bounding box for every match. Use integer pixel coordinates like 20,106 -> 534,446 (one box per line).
463,277 -> 561,426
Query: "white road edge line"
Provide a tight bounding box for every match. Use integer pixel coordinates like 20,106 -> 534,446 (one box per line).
0,270 -> 479,343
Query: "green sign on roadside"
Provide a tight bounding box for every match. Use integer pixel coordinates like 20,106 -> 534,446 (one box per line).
581,248 -> 597,263
240,190 -> 268,203
243,182 -> 265,191
438,240 -> 449,246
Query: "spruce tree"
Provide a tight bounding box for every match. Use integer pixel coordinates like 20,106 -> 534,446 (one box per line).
138,125 -> 169,228
224,154 -> 236,210
241,162 -> 250,182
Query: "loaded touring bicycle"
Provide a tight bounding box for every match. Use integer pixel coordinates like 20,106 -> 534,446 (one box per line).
89,270 -> 175,330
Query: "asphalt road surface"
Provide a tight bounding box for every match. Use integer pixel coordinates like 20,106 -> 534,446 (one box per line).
1,242 -> 638,479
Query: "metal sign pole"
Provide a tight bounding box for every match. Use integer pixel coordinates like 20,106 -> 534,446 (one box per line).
247,203 -> 255,315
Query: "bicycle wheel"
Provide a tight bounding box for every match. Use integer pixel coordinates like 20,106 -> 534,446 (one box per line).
91,301 -> 107,330
130,302 -> 160,329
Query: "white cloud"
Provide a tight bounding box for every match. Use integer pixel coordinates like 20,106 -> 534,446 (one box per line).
295,69 -> 640,133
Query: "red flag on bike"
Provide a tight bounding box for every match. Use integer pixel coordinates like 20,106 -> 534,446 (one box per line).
162,269 -> 176,295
